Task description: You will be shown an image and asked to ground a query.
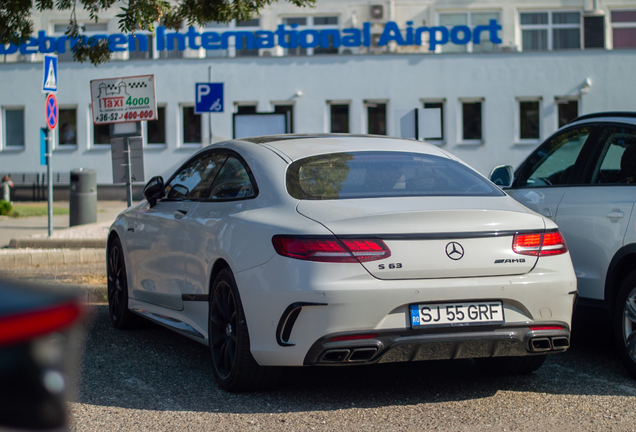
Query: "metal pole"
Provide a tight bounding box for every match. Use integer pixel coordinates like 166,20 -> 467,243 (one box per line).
208,65 -> 213,146
47,129 -> 53,236
125,136 -> 133,207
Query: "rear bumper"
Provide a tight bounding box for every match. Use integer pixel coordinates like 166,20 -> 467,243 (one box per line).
304,324 -> 571,366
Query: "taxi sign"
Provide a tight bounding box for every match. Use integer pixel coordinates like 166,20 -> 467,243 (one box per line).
90,75 -> 157,124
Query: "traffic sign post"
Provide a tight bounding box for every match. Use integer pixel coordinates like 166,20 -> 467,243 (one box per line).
43,55 -> 58,236
196,79 -> 223,145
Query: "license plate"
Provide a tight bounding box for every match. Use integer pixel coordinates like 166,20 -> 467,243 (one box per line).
410,301 -> 504,328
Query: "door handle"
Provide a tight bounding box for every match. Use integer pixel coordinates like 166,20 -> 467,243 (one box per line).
606,211 -> 625,219
540,208 -> 553,218
174,209 -> 188,219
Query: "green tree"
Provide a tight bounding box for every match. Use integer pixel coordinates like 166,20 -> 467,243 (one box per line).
1,0 -> 315,65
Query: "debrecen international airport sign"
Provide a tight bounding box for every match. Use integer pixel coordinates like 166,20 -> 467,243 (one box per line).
1,20 -> 502,55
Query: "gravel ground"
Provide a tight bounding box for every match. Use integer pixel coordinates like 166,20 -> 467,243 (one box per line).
66,303 -> 636,431
4,266 -> 635,431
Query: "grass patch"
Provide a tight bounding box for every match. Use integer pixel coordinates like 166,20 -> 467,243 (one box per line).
10,203 -> 69,218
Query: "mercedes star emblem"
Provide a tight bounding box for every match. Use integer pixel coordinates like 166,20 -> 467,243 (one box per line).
445,242 -> 464,260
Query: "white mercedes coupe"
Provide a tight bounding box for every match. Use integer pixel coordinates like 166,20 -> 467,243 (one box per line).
108,134 -> 577,392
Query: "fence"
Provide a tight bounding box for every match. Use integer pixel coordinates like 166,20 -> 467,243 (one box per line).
0,172 -> 71,201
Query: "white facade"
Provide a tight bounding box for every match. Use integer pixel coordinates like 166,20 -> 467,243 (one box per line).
1,0 -> 636,184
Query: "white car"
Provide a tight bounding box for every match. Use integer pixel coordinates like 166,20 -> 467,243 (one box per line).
490,112 -> 636,379
108,134 -> 576,392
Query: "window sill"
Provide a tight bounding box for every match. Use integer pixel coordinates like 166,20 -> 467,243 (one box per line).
89,145 -> 111,151
514,139 -> 541,146
55,145 -> 78,151
178,144 -> 202,149
1,147 -> 25,152
146,144 -> 167,149
457,140 -> 483,146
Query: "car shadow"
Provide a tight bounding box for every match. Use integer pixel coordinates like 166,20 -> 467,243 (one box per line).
74,305 -> 636,414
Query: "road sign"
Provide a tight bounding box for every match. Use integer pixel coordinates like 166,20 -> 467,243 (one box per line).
111,137 -> 145,184
90,75 -> 156,124
195,83 -> 224,114
42,54 -> 58,93
46,94 -> 58,130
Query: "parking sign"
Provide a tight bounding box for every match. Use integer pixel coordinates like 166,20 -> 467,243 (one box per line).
195,83 -> 224,114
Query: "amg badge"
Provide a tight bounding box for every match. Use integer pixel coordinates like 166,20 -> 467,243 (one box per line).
494,258 -> 526,263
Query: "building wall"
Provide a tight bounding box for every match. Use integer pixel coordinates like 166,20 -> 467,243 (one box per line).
1,0 -> 636,184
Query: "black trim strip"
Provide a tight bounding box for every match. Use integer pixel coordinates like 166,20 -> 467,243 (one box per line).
338,229 -> 555,241
276,302 -> 327,347
181,294 -> 209,302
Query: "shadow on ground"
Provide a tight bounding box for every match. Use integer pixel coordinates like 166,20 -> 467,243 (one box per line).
75,304 -> 636,415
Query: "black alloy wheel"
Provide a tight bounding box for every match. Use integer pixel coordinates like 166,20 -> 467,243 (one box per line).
209,274 -> 238,379
614,269 -> 636,379
208,269 -> 280,392
107,237 -> 138,330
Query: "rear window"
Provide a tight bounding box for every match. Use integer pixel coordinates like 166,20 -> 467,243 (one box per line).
286,151 -> 504,200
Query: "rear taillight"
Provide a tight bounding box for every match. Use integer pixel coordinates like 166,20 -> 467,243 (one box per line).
272,235 -> 391,263
0,301 -> 83,347
513,230 -> 568,257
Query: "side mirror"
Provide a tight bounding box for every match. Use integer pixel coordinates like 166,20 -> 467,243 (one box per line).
143,176 -> 165,207
489,165 -> 514,188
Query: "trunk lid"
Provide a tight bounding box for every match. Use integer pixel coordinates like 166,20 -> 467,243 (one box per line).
296,197 -> 544,280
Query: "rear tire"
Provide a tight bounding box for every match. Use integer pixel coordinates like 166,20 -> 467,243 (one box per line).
107,237 -> 140,330
208,269 -> 279,392
613,269 -> 636,379
475,354 -> 547,375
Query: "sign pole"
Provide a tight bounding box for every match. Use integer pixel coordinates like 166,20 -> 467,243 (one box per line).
124,136 -> 133,207
47,129 -> 53,236
208,66 -> 213,146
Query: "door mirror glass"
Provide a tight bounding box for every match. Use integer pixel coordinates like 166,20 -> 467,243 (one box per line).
143,176 -> 165,207
489,165 -> 514,188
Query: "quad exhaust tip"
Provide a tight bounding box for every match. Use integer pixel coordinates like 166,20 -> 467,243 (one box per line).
530,336 -> 570,352
319,347 -> 378,363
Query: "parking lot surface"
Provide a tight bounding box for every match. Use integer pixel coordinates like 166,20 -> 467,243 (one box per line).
69,304 -> 635,431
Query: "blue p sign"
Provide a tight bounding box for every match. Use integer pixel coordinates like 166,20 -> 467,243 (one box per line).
195,83 -> 224,114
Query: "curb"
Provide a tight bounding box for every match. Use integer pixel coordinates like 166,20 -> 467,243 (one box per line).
8,238 -> 107,249
0,248 -> 105,268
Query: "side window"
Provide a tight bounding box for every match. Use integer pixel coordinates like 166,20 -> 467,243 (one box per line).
208,156 -> 255,200
517,127 -> 592,187
165,152 -> 227,200
588,127 -> 636,184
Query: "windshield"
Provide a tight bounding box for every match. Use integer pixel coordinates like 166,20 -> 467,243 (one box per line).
286,151 -> 504,200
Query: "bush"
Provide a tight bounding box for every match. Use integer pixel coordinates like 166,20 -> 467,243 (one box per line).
0,200 -> 12,216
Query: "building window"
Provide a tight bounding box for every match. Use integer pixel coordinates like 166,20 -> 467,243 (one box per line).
282,16 -> 339,56
53,22 -> 110,62
520,11 -> 581,51
461,100 -> 483,142
236,105 -> 257,114
3,108 -> 25,148
204,22 -> 229,58
422,101 -> 444,141
330,104 -> 349,133
93,124 -> 110,145
182,106 -> 201,145
235,18 -> 260,57
439,12 -> 500,53
556,99 -> 579,128
129,35 -> 154,60
274,104 -> 294,133
367,102 -> 387,136
58,108 -> 77,146
611,10 -> 636,48
147,106 -> 166,145
584,15 -> 605,48
517,99 -> 541,142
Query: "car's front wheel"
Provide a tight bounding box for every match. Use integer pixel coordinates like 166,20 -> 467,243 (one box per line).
613,269 -> 636,379
475,354 -> 547,375
208,268 -> 279,392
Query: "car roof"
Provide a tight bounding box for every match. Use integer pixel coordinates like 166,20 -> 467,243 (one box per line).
568,111 -> 636,126
236,134 -> 452,161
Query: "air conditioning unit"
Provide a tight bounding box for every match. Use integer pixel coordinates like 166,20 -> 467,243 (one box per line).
370,33 -> 387,53
370,5 -> 384,21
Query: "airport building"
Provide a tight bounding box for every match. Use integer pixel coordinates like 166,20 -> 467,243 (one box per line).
1,0 -> 635,185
